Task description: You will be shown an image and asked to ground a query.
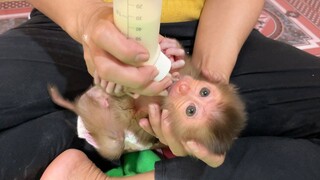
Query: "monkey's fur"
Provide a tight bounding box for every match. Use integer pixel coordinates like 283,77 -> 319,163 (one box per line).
48,61 -> 246,160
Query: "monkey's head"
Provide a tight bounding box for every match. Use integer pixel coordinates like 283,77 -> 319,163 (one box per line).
163,75 -> 246,155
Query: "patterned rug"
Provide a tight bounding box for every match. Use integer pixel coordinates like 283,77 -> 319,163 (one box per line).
0,0 -> 32,33
0,0 -> 319,56
257,0 -> 320,56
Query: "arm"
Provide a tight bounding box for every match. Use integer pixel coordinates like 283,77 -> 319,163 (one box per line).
26,0 -> 173,96
192,0 -> 265,82
26,0 -> 105,42
140,1 -> 264,167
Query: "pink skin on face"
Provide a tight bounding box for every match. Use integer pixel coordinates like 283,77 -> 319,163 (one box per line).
167,75 -> 221,122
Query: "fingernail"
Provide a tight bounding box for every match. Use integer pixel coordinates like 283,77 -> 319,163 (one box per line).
148,104 -> 157,116
162,109 -> 170,124
175,60 -> 185,67
138,118 -> 147,127
135,53 -> 149,62
158,90 -> 168,96
150,69 -> 160,80
166,78 -> 173,86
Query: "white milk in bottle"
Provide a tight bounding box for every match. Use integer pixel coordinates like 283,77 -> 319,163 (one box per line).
113,0 -> 171,81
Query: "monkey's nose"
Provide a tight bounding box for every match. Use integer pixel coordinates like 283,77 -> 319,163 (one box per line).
178,84 -> 190,95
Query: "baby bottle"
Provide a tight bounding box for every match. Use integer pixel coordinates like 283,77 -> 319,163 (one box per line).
113,0 -> 171,81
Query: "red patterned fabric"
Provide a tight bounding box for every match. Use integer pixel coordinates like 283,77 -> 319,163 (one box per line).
256,0 -> 320,56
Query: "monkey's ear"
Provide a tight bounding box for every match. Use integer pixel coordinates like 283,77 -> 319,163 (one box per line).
85,86 -> 110,108
183,141 -> 225,168
100,97 -> 109,108
93,94 -> 110,108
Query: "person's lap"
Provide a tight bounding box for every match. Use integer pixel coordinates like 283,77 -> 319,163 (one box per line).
0,9 -> 93,179
0,110 -> 77,179
232,30 -> 320,139
0,9 -> 92,130
156,137 -> 320,180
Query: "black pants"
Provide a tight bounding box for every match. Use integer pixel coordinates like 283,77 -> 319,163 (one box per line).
0,9 -> 319,180
0,10 -> 115,179
158,20 -> 320,180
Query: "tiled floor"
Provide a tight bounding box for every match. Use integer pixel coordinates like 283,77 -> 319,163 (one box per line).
0,0 -> 319,56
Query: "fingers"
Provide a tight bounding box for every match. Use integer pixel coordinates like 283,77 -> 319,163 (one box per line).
144,104 -> 187,156
125,92 -> 140,99
100,80 -> 108,89
105,82 -> 116,94
114,84 -> 124,95
124,76 -> 173,96
82,39 -> 96,76
102,81 -> 127,97
164,48 -> 185,59
83,19 -> 165,95
93,71 -> 100,85
157,90 -> 169,97
141,76 -> 172,96
159,37 -> 186,73
147,104 -> 167,144
94,54 -> 157,86
160,110 -> 188,156
159,37 -> 182,49
138,118 -> 156,137
92,21 -> 149,66
140,104 -> 226,166
159,38 -> 185,59
171,60 -> 185,70
94,54 -> 172,95
184,141 -> 226,168
95,71 -> 171,97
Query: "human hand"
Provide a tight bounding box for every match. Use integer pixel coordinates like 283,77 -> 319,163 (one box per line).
139,104 -> 225,168
93,72 -> 125,97
76,2 -> 172,96
93,36 -> 187,98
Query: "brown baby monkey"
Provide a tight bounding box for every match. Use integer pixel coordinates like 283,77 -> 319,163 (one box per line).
48,38 -> 246,161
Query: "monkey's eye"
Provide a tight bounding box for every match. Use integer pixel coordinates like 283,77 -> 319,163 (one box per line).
200,87 -> 210,97
186,105 -> 196,117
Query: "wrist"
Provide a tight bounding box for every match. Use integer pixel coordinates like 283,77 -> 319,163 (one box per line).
191,51 -> 237,83
27,0 -> 110,43
72,2 -> 113,43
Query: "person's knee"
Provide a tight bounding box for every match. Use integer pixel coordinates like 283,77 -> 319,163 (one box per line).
61,149 -> 88,161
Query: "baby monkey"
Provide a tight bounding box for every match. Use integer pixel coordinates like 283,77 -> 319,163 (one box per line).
48,38 -> 246,161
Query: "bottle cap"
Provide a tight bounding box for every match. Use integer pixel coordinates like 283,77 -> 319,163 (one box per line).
153,51 -> 172,81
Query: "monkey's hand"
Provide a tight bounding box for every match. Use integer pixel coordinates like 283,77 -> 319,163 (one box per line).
159,36 -> 186,61
159,36 -> 186,73
171,60 -> 185,72
139,104 -> 225,168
